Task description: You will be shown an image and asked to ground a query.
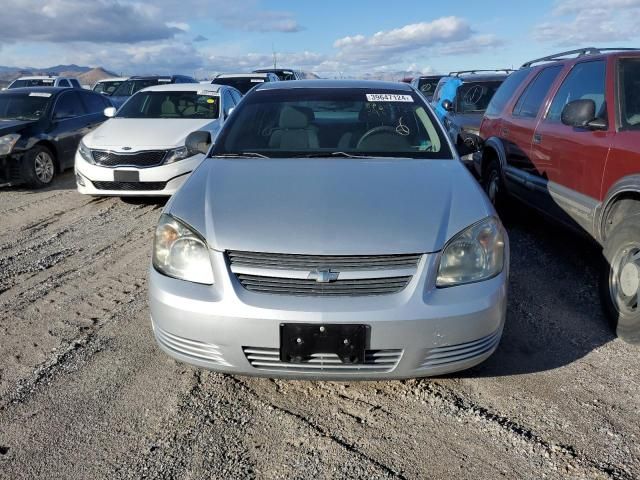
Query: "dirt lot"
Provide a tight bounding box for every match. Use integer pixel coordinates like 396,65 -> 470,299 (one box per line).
0,171 -> 638,480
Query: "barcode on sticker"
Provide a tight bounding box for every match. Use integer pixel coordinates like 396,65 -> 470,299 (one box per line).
366,94 -> 413,102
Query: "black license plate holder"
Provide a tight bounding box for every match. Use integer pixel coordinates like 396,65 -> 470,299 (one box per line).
114,170 -> 139,182
280,323 -> 366,364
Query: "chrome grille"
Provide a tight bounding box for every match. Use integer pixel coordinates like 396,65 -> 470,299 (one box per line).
227,251 -> 422,270
243,347 -> 402,373
420,330 -> 501,369
91,150 -> 168,168
92,180 -> 166,191
236,274 -> 411,296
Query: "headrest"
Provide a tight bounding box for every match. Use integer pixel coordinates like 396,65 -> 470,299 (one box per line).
279,106 -> 310,129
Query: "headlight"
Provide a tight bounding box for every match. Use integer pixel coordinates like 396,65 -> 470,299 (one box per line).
78,141 -> 94,164
436,217 -> 505,287
164,146 -> 191,164
152,214 -> 214,284
0,134 -> 20,156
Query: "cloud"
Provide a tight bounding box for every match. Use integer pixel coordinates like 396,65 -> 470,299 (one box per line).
332,17 -> 503,69
0,0 -> 182,44
193,34 -> 208,42
534,0 -> 640,45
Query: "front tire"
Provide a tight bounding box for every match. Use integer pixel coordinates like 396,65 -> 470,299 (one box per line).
600,218 -> 640,344
22,145 -> 56,188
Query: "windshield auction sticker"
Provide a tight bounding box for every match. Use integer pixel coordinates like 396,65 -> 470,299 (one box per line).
29,92 -> 52,97
366,94 -> 413,102
197,90 -> 219,96
250,79 -> 265,83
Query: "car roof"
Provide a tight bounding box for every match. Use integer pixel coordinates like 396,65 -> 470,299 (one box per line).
1,86 -> 68,95
216,73 -> 272,79
414,75 -> 444,80
139,83 -> 220,93
254,68 -> 297,73
96,77 -> 128,82
255,79 -> 414,91
521,47 -> 640,68
15,76 -> 59,80
128,75 -> 175,80
447,73 -> 510,82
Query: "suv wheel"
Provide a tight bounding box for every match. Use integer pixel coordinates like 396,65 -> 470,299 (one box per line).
22,145 -> 56,188
600,218 -> 640,344
483,160 -> 505,209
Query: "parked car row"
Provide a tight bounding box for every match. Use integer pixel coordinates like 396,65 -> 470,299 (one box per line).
1,48 -> 638,381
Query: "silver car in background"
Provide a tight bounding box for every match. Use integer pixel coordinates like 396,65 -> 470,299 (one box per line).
149,80 -> 508,380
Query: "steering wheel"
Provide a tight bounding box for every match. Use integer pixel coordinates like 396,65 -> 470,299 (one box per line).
356,126 -> 403,149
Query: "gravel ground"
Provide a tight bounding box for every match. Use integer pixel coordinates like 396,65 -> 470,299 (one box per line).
0,171 -> 638,480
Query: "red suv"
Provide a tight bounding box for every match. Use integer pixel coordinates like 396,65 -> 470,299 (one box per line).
475,47 -> 640,343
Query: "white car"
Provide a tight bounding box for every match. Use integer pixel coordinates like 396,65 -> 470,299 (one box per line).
8,75 -> 82,89
75,83 -> 242,196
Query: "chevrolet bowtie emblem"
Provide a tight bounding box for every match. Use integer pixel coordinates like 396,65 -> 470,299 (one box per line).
308,269 -> 339,283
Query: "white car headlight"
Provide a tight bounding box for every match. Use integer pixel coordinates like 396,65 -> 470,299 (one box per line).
164,146 -> 191,164
78,140 -> 94,164
436,216 -> 505,287
152,214 -> 214,284
0,134 -> 20,156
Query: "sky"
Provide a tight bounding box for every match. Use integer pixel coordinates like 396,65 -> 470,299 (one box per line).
0,0 -> 639,78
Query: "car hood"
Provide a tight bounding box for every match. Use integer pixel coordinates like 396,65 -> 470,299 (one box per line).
167,157 -> 493,255
0,119 -> 37,136
84,118 -> 221,150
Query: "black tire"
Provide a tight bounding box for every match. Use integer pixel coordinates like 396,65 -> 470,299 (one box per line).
21,145 -> 56,188
482,159 -> 508,213
600,217 -> 640,344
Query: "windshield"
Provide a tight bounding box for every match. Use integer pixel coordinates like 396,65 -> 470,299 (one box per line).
456,81 -> 503,114
417,78 -> 440,97
9,79 -> 55,89
93,81 -> 124,96
213,77 -> 266,94
116,90 -> 220,119
112,79 -> 162,97
620,58 -> 640,130
0,92 -> 51,120
212,88 -> 451,158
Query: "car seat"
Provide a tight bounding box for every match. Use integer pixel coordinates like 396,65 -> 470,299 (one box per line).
268,106 -> 319,149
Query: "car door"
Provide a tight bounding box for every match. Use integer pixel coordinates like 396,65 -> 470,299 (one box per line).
501,65 -> 563,204
531,60 -> 611,232
78,90 -> 109,132
50,90 -> 88,168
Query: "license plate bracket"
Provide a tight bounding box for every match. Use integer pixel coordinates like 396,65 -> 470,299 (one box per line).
114,170 -> 139,182
280,323 -> 366,364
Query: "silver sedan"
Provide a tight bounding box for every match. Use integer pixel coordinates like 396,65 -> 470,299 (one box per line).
149,80 -> 508,380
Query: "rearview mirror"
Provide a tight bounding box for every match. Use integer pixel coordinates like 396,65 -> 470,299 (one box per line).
186,130 -> 212,156
103,107 -> 116,118
457,132 -> 484,157
441,99 -> 454,112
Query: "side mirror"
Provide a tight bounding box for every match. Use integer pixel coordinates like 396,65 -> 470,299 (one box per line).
103,107 -> 116,118
561,99 -> 608,130
186,130 -> 212,156
457,132 -> 484,157
441,99 -> 454,112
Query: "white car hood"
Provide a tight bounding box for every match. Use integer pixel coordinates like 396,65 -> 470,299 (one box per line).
84,118 -> 220,150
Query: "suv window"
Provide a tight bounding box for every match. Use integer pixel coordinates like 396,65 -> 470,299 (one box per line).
618,58 -> 640,130
512,65 -> 562,118
53,91 -> 86,119
546,60 -> 606,122
457,81 -> 503,114
485,69 -> 530,117
70,79 -> 81,88
58,79 -> 71,88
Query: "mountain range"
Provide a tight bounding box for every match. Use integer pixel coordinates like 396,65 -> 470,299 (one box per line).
0,65 -> 118,87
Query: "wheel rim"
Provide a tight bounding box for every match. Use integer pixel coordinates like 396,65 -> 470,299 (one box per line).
34,152 -> 54,183
610,244 -> 640,315
487,171 -> 499,204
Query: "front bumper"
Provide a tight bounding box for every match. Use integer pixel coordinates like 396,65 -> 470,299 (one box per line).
75,151 -> 204,197
149,250 -> 509,380
0,153 -> 25,186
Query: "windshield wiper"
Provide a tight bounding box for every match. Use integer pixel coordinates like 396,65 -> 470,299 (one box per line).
212,152 -> 270,158
294,152 -> 374,159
